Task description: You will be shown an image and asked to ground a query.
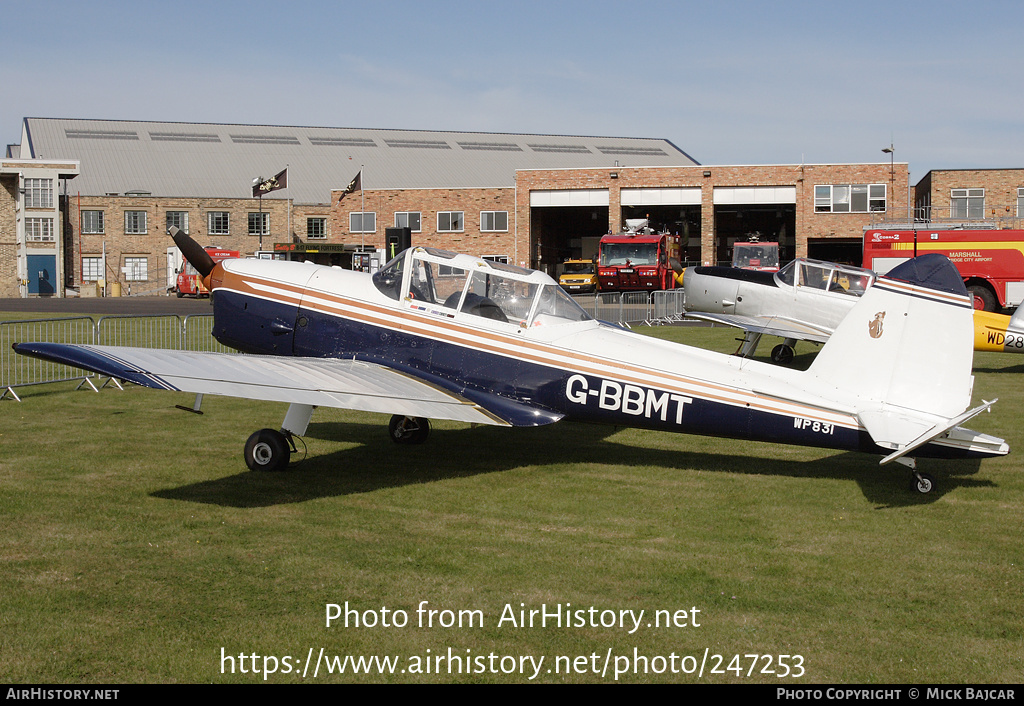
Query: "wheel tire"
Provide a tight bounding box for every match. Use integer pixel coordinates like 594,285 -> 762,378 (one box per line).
771,344 -> 795,365
910,472 -> 935,495
388,415 -> 430,444
244,428 -> 291,472
967,285 -> 997,312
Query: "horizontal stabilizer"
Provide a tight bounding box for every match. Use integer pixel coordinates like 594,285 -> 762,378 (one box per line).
877,399 -> 1005,465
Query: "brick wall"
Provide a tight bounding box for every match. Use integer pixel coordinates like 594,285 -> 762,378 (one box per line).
516,163 -> 908,264
0,175 -> 17,297
918,169 -> 1024,226
66,195 -> 326,289
329,187 -> 518,260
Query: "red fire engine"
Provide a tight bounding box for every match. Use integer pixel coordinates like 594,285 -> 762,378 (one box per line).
175,247 -> 240,297
597,219 -> 682,292
732,237 -> 780,272
862,226 -> 1024,311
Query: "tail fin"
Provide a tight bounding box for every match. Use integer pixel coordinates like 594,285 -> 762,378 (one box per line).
810,266 -> 975,419
808,257 -> 993,458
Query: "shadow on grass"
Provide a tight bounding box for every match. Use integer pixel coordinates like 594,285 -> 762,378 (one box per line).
152,420 -> 988,509
974,362 -> 1024,374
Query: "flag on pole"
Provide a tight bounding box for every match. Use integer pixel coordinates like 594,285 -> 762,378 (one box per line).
252,168 -> 288,197
339,170 -> 362,201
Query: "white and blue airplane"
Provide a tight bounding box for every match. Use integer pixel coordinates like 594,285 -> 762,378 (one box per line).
682,255 -> 1024,362
13,229 -> 1009,494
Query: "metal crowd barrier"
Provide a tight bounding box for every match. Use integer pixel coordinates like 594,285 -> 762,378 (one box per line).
573,290 -> 687,326
1,314 -> 223,401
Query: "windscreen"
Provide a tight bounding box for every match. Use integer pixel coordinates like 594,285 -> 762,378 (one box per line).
600,242 -> 659,266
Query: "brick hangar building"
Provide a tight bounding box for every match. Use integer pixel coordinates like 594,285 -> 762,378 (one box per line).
5,116 -> 1016,299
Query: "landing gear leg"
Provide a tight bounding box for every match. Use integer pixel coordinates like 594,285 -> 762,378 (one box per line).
734,332 -> 762,358
389,415 -> 431,444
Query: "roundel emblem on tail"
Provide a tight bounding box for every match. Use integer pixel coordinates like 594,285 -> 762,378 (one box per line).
869,311 -> 886,339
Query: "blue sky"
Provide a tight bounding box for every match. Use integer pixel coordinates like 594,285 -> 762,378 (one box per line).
3,0 -> 1023,181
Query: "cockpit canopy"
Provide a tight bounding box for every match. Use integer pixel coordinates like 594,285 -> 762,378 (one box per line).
775,258 -> 875,296
373,248 -> 593,327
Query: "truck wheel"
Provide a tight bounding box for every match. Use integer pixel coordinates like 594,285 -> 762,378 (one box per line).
967,285 -> 996,312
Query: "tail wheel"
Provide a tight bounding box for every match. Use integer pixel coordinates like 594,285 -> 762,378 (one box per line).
244,428 -> 291,472
388,415 -> 430,444
909,472 -> 936,495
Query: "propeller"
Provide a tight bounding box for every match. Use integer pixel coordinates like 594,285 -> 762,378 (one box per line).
170,226 -> 216,278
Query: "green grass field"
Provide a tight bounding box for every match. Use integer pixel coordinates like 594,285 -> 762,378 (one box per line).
1,319 -> 1022,683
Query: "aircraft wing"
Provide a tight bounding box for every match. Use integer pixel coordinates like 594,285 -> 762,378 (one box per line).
683,312 -> 833,344
13,343 -> 561,428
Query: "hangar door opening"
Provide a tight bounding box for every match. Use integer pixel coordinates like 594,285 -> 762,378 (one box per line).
530,189 -> 609,276
713,187 -> 796,266
620,187 -> 702,265
807,238 -> 863,266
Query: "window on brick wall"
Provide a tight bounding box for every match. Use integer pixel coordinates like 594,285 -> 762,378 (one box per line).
248,212 -> 269,236
24,178 -> 53,208
395,212 -> 421,232
437,211 -> 464,232
82,210 -> 104,234
26,217 -> 54,242
350,212 -> 376,233
166,211 -> 189,234
124,257 -> 148,281
1018,188 -> 1024,217
82,256 -> 103,281
125,211 -> 147,234
951,189 -> 984,219
480,211 -> 508,232
208,212 -> 229,235
307,217 -> 326,239
814,184 -> 886,213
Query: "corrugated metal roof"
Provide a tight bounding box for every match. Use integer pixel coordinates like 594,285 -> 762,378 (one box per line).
21,118 -> 697,204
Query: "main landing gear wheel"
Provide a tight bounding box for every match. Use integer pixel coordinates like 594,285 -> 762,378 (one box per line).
771,344 -> 795,365
388,415 -> 431,444
909,472 -> 936,495
244,428 -> 292,472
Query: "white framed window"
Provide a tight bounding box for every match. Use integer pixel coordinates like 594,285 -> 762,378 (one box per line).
82,256 -> 103,281
480,211 -> 508,232
208,212 -> 229,235
248,212 -> 269,236
124,211 -> 147,234
482,255 -> 509,264
24,178 -> 53,208
350,212 -> 376,233
437,211 -> 464,232
166,211 -> 189,234
26,217 -> 54,242
124,257 -> 148,281
82,210 -> 104,234
814,184 -> 886,213
1018,188 -> 1024,217
395,212 -> 422,232
306,217 -> 327,240
951,188 -> 985,219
